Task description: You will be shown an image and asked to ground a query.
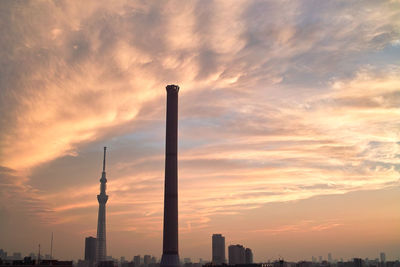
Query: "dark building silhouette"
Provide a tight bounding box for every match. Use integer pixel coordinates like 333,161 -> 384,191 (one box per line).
121,262 -> 135,267
296,261 -> 313,267
0,258 -> 73,267
160,85 -> 180,267
229,245 -> 245,265
122,262 -> 135,267
12,253 -> 22,261
98,261 -> 116,267
78,260 -> 91,267
353,258 -> 363,267
133,255 -> 141,267
380,254 -> 386,264
245,249 -> 253,264
212,234 -> 225,265
273,260 -> 287,267
144,256 -> 151,267
0,250 -> 6,259
96,147 -> 109,263
85,237 -> 97,267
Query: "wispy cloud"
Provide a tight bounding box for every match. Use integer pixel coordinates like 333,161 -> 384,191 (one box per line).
250,220 -> 344,235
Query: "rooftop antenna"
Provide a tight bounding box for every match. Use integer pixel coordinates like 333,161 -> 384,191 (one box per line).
50,232 -> 53,260
38,244 -> 41,265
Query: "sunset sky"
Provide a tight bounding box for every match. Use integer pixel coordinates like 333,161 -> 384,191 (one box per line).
0,0 -> 399,263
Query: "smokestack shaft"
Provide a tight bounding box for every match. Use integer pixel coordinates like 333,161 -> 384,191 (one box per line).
161,85 -> 180,267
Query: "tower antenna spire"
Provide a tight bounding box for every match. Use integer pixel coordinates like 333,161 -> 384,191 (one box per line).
103,147 -> 106,172
50,232 -> 53,260
38,244 -> 41,265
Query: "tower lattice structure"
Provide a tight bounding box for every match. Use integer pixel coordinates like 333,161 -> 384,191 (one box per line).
96,147 -> 108,263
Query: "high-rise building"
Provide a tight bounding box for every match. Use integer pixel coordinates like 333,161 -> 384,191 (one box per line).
85,236 -> 97,267
0,249 -> 6,259
160,85 -> 180,267
212,234 -> 225,265
133,255 -> 141,267
328,253 -> 332,263
96,147 -> 109,263
228,245 -> 245,265
380,253 -> 386,263
144,255 -> 151,267
245,248 -> 253,264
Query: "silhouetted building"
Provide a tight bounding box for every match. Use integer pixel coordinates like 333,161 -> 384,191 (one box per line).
133,256 -> 141,267
183,263 -> 202,267
0,249 -> 6,259
354,258 -> 363,267
296,261 -> 312,267
121,262 -> 134,267
25,257 -> 36,265
245,248 -> 253,264
273,260 -> 287,267
12,253 -> 22,261
386,261 -> 400,267
98,261 -> 116,267
161,85 -> 180,267
380,254 -> 386,264
78,260 -> 90,267
85,237 -> 97,267
328,254 -> 332,263
149,263 -> 160,267
0,258 -> 73,267
212,234 -> 225,265
229,245 -> 245,265
144,256 -> 151,267
96,147 -> 109,263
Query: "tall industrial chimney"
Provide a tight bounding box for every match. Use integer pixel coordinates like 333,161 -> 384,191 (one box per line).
160,85 -> 180,267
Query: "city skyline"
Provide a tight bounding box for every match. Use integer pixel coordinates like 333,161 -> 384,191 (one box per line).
0,0 -> 399,263
0,245 -> 395,264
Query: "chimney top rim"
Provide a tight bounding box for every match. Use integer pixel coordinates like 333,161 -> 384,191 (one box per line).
166,84 -> 180,93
